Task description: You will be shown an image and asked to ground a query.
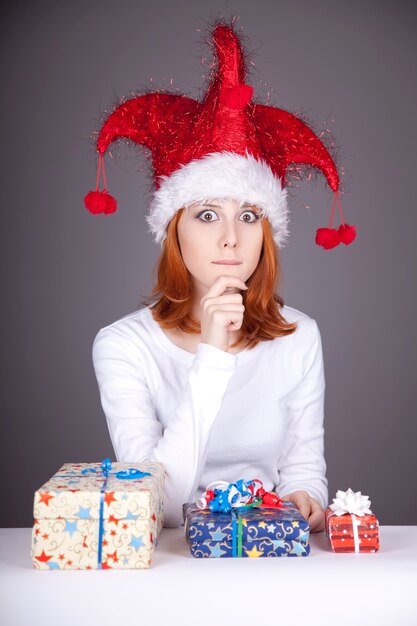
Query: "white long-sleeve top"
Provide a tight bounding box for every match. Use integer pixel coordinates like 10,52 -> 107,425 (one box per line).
92,303 -> 328,527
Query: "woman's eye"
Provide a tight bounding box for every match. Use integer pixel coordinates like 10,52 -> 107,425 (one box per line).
197,210 -> 218,222
240,211 -> 260,223
195,209 -> 260,222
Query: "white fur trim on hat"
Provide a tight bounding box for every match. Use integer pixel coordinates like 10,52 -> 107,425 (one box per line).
145,150 -> 289,248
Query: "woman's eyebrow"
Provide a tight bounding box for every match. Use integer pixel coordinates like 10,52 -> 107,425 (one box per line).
200,202 -> 260,210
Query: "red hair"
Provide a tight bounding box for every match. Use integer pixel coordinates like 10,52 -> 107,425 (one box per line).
142,208 -> 297,350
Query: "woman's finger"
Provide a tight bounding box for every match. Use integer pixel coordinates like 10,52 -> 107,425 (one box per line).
281,492 -> 325,532
308,505 -> 325,533
202,275 -> 247,300
282,492 -> 311,520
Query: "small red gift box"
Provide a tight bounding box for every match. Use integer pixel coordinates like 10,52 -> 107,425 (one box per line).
325,488 -> 379,553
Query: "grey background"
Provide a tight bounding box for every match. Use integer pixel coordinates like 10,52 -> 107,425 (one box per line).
1,0 -> 416,526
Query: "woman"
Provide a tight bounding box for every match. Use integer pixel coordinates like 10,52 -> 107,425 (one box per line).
87,22 -> 354,532
92,196 -> 327,531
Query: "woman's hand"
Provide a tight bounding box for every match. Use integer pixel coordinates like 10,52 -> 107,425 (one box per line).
200,275 -> 248,352
281,490 -> 325,533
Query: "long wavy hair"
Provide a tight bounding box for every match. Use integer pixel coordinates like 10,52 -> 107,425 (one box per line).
142,207 -> 298,350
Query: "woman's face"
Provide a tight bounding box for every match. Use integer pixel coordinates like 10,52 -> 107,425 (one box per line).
176,198 -> 264,296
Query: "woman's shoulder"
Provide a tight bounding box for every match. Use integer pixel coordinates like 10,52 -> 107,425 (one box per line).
92,305 -> 155,354
279,303 -> 321,345
280,303 -> 314,323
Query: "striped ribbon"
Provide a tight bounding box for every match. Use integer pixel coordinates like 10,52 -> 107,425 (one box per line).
231,510 -> 243,557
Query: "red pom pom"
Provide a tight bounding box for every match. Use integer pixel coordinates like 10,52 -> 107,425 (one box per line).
338,223 -> 357,245
315,227 -> 341,250
220,84 -> 253,110
205,490 -> 215,502
261,492 -> 283,508
84,190 -> 117,215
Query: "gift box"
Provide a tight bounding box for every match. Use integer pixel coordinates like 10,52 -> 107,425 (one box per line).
31,458 -> 165,569
183,502 -> 310,558
325,488 -> 379,553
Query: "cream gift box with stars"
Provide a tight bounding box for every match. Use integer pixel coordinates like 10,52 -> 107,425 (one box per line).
31,461 -> 165,570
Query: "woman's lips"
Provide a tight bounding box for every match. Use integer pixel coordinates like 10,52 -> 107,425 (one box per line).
212,261 -> 242,265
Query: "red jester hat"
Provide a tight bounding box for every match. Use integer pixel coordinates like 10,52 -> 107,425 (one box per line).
84,22 -> 356,250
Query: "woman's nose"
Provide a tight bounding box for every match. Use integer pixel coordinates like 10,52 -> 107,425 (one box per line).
221,220 -> 238,247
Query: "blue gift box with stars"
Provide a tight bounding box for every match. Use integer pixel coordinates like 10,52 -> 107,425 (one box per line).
183,502 -> 310,558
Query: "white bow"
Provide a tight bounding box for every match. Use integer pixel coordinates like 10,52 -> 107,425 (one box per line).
329,488 -> 372,517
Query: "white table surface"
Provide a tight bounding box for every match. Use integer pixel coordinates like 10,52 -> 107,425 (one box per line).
1,526 -> 416,626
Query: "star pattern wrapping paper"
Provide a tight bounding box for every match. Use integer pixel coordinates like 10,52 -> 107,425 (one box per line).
182,502 -> 310,558
31,461 -> 165,569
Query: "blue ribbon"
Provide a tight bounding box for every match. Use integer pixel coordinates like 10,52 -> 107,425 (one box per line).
231,511 -> 237,557
207,479 -> 261,514
81,458 -> 151,569
97,458 -> 111,568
